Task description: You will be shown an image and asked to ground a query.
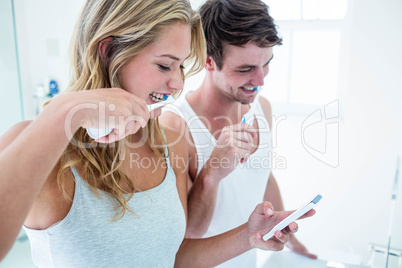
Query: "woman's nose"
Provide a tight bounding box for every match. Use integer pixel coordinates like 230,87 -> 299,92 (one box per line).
167,68 -> 184,90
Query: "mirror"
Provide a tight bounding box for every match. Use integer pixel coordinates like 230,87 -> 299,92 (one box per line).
0,0 -> 23,135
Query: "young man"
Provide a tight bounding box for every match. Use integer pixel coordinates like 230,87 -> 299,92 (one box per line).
161,0 -> 317,266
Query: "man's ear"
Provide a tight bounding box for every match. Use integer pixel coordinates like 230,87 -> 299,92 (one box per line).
205,56 -> 216,71
98,37 -> 113,62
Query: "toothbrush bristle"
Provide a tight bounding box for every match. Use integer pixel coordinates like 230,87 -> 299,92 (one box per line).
163,94 -> 169,100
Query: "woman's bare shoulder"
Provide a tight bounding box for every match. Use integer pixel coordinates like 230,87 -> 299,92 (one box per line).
163,126 -> 187,153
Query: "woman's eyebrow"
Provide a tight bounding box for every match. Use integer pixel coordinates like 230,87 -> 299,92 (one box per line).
157,54 -> 180,61
157,52 -> 191,62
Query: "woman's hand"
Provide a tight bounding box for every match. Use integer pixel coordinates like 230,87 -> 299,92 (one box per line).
62,88 -> 156,143
246,202 -> 315,251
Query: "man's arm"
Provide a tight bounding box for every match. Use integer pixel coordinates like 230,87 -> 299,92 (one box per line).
160,111 -> 256,238
160,111 -> 220,238
259,96 -> 318,259
164,122 -> 301,268
263,173 -> 284,210
185,159 -> 221,237
259,95 -> 285,212
259,95 -> 283,211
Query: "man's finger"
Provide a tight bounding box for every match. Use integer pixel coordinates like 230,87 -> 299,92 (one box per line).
306,253 -> 318,259
230,123 -> 257,136
233,131 -> 255,144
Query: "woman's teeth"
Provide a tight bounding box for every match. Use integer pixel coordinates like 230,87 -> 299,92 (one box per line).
150,92 -> 165,102
243,87 -> 256,91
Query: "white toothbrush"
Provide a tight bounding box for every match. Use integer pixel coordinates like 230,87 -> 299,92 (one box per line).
86,94 -> 174,140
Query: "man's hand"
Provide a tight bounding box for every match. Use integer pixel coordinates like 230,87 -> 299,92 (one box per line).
286,235 -> 318,259
203,123 -> 257,182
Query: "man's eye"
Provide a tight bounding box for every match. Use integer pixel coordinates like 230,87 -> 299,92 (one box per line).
239,69 -> 251,73
158,65 -> 171,71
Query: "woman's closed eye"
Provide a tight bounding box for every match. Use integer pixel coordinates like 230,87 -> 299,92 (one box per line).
158,64 -> 171,71
158,64 -> 185,72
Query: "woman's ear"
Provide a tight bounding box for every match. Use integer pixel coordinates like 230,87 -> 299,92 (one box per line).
205,56 -> 216,71
98,37 -> 113,62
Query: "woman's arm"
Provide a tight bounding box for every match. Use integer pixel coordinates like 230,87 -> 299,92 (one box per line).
0,94 -> 80,260
0,88 -> 150,261
175,202 -> 307,267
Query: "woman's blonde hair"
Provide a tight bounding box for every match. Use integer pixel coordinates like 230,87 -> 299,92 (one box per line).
58,0 -> 206,220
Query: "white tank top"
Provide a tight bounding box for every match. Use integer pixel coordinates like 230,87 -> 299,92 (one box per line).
23,145 -> 186,268
166,92 -> 273,267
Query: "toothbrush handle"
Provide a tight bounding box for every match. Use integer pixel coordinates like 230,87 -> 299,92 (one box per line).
86,100 -> 175,139
86,128 -> 113,140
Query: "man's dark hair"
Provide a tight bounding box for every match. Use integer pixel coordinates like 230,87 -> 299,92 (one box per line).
199,0 -> 282,70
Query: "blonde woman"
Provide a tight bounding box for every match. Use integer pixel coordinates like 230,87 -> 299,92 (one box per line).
0,0 -> 314,266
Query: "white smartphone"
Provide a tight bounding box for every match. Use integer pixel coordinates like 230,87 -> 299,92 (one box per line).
263,194 -> 322,241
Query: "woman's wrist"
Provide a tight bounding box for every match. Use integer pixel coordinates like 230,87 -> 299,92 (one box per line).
43,92 -> 83,138
239,223 -> 255,251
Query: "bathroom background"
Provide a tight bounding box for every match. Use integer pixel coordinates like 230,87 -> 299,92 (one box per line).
1,0 -> 401,267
